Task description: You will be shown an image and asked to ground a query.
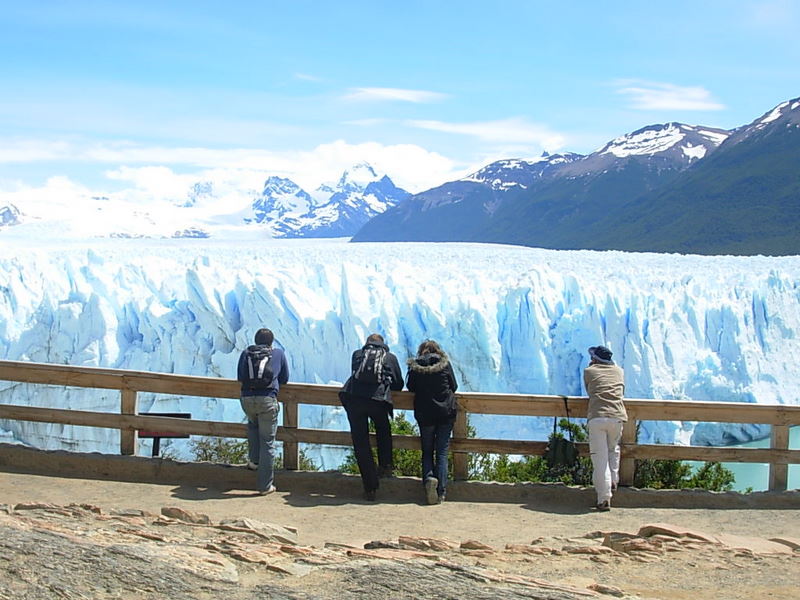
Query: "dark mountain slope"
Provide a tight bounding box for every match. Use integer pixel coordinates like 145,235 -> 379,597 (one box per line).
586,99 -> 800,255
483,159 -> 687,248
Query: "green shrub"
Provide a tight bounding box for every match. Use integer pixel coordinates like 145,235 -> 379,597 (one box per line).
335,414 -> 737,492
634,459 -> 734,491
189,436 -> 319,471
190,437 -> 248,463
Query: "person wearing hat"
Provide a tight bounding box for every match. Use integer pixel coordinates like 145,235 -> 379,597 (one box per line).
584,345 -> 627,512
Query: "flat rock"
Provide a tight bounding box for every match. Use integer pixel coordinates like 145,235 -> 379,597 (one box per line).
160,506 -> 211,524
398,535 -> 457,551
714,533 -> 793,555
460,539 -> 495,551
637,523 -> 717,543
217,517 -> 298,544
769,536 -> 800,551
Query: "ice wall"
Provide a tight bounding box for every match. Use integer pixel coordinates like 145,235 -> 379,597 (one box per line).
0,238 -> 798,464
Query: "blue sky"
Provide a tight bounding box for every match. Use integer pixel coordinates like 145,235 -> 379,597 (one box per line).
1,0 -> 798,198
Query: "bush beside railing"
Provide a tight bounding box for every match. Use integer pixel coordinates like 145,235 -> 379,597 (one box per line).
0,360 -> 798,491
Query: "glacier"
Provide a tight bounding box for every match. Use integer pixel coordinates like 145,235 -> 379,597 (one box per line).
0,237 -> 799,469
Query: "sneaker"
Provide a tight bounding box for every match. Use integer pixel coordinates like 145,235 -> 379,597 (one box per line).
425,477 -> 439,505
595,500 -> 611,512
258,485 -> 276,496
438,492 -> 446,504
363,489 -> 377,502
247,461 -> 258,470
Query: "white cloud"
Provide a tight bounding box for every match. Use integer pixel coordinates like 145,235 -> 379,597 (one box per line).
407,117 -> 567,149
616,81 -> 725,111
343,87 -> 448,103
106,165 -> 197,198
0,138 -> 460,196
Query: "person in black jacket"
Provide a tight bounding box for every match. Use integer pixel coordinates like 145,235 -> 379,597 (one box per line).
340,333 -> 404,501
406,339 -> 458,504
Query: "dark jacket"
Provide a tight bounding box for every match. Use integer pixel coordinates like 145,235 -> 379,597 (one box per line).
237,345 -> 289,398
406,351 -> 458,425
347,342 -> 404,405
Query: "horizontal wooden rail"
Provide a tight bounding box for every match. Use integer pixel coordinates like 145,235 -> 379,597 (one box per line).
5,361 -> 799,424
1,360 -> 799,491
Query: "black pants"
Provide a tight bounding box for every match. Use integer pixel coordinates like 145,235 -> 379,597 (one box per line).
345,397 -> 392,492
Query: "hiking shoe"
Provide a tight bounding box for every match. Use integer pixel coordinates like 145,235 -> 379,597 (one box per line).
247,461 -> 258,470
425,477 -> 439,505
595,500 -> 611,512
258,485 -> 277,496
363,489 -> 377,502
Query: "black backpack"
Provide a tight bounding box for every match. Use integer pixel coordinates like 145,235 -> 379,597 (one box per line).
353,345 -> 387,384
242,345 -> 274,390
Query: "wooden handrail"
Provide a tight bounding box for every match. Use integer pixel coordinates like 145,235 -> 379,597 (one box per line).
0,360 -> 798,491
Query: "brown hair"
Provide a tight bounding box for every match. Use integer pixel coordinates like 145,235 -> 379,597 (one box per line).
417,339 -> 443,356
366,333 -> 385,344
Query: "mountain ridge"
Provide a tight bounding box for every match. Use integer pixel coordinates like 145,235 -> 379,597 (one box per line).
352,96 -> 799,255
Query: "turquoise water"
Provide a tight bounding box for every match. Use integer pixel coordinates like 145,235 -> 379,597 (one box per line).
687,426 -> 799,492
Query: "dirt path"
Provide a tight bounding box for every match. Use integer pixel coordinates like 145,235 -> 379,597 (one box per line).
3,471 -> 798,549
3,470 -> 800,599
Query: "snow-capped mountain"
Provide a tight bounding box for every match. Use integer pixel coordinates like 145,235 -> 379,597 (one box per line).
582,96 -> 800,255
555,122 -> 730,178
0,163 -> 408,241
599,123 -> 728,160
461,153 -> 584,190
248,176 -> 317,237
352,122 -> 730,244
723,96 -> 800,146
249,162 -> 410,238
354,97 -> 800,255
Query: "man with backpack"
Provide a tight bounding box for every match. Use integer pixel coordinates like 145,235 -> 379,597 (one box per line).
237,328 -> 289,495
340,333 -> 404,501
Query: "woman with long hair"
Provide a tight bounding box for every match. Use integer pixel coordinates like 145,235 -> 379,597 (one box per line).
406,339 -> 459,504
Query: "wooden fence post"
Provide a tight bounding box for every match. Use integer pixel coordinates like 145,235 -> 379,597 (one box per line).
452,408 -> 469,480
768,425 -> 789,491
618,419 -> 637,486
283,398 -> 299,470
120,388 -> 138,456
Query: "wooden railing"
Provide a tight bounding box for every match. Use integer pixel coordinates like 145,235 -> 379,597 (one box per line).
0,360 -> 798,491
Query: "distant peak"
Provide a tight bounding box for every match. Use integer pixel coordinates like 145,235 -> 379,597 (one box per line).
755,96 -> 800,128
334,162 -> 382,192
599,122 -> 728,158
263,175 -> 302,191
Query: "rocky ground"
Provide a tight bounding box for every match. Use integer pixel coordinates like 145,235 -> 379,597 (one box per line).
1,502 -> 797,600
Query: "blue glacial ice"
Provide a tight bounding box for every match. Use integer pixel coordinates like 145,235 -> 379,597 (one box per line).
0,237 -> 798,467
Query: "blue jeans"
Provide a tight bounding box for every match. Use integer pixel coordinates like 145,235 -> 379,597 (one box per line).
240,395 -> 279,493
419,420 -> 454,497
